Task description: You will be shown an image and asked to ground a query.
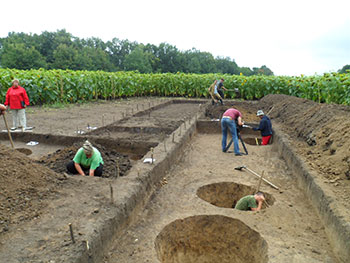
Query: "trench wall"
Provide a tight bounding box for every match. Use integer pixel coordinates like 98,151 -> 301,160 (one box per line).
76,111 -> 202,263
273,127 -> 350,263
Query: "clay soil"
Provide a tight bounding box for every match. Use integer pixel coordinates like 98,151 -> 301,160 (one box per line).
0,95 -> 348,262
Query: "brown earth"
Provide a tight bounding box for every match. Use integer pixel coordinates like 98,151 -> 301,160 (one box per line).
258,94 -> 350,211
0,144 -> 67,233
37,143 -> 131,178
0,95 -> 348,262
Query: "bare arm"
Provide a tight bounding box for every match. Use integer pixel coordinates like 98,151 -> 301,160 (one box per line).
251,201 -> 263,211
237,116 -> 243,126
89,169 -> 95,176
74,162 -> 85,176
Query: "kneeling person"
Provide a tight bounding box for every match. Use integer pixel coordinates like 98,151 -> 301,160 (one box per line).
67,140 -> 104,177
253,110 -> 272,145
235,192 -> 265,211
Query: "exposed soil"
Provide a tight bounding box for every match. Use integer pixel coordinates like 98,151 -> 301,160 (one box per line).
0,95 -> 348,263
37,143 -> 131,178
0,144 -> 67,233
258,94 -> 350,211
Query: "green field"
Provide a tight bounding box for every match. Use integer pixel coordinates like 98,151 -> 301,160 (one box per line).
1,69 -> 350,105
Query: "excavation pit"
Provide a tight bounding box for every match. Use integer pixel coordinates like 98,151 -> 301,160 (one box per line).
242,137 -> 263,146
155,215 -> 268,263
37,141 -> 132,178
197,182 -> 275,209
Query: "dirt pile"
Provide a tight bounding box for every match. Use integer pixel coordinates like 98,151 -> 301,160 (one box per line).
0,144 -> 66,234
259,94 -> 350,181
37,143 -> 132,178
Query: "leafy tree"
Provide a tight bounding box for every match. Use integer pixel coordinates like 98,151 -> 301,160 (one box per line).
0,43 -> 46,69
51,44 -> 78,69
338,65 -> 350,74
124,46 -> 153,73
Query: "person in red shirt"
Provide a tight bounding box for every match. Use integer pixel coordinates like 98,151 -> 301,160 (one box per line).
221,107 -> 244,155
4,79 -> 30,131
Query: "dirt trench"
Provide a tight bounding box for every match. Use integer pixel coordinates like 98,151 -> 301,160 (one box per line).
0,96 -> 348,263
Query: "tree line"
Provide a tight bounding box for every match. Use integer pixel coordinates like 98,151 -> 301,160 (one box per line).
0,30 -> 274,76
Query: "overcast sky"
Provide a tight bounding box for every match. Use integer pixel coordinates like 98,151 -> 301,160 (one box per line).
1,0 -> 350,76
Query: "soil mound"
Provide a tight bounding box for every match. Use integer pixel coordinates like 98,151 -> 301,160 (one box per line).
258,94 -> 350,181
37,143 -> 132,178
0,144 -> 66,234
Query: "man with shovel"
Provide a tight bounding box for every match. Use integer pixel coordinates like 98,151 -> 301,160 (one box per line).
235,192 -> 265,211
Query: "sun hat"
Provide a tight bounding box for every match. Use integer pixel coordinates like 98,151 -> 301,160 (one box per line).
83,140 -> 93,155
256,110 -> 264,116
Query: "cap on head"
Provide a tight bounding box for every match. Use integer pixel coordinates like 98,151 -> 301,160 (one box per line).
256,110 -> 264,116
83,140 -> 93,155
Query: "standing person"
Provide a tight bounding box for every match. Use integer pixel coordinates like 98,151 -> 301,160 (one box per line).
66,140 -> 104,177
235,192 -> 265,211
208,80 -> 223,105
253,110 -> 273,145
217,78 -> 227,104
4,79 -> 30,131
221,107 -> 243,155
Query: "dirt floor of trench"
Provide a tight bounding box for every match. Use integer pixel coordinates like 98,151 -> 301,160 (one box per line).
102,133 -> 336,263
0,95 -> 349,262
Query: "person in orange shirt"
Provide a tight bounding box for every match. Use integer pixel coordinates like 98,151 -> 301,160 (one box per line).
4,79 -> 31,131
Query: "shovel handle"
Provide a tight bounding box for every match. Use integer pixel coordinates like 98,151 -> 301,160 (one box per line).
3,114 -> 14,149
245,167 -> 279,190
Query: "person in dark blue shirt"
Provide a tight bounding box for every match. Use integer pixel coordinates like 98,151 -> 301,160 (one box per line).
253,110 -> 273,145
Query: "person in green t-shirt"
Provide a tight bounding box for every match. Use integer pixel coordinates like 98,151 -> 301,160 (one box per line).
66,140 -> 104,177
235,192 -> 265,211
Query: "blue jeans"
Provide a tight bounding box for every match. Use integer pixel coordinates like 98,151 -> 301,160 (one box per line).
221,118 -> 240,154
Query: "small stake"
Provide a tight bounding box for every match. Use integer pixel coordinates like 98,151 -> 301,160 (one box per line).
102,114 -> 105,126
131,108 -> 134,115
164,141 -> 167,152
149,102 -> 151,108
179,125 -> 182,136
137,168 -> 140,176
151,147 -> 154,164
122,112 -> 125,118
255,138 -> 259,146
136,104 -> 139,111
113,116 -> 115,122
172,133 -> 175,143
116,159 -> 120,177
69,223 -> 75,244
109,183 -> 114,204
184,121 -> 186,129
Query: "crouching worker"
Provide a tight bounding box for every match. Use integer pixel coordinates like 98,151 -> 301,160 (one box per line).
235,192 -> 265,211
66,140 -> 104,177
253,110 -> 273,145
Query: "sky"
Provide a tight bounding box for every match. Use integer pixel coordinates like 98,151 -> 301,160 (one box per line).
1,0 -> 350,76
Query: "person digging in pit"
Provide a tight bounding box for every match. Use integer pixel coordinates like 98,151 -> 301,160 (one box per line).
66,140 -> 104,177
235,192 -> 265,211
252,110 -> 273,145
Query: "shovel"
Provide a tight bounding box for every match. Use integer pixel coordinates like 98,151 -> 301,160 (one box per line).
3,114 -> 15,148
235,165 -> 279,190
2,114 -> 32,156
